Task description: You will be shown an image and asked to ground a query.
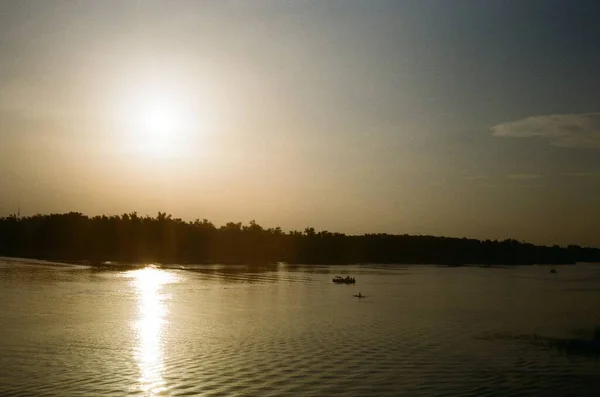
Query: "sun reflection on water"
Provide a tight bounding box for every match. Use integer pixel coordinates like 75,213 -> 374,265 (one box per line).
129,266 -> 178,396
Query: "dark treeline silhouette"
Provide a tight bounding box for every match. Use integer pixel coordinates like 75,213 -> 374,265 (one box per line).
0,212 -> 599,265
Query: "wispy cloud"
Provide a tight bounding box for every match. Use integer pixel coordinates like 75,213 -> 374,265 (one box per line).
558,172 -> 597,177
506,174 -> 541,180
463,176 -> 488,181
491,113 -> 600,149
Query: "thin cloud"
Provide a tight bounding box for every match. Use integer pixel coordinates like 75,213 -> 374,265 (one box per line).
506,174 -> 541,180
463,176 -> 488,180
558,172 -> 596,177
491,113 -> 600,149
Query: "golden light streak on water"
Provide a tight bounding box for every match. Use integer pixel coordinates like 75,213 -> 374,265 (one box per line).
129,267 -> 177,396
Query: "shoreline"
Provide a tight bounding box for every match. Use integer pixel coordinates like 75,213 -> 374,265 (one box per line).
0,255 -> 584,269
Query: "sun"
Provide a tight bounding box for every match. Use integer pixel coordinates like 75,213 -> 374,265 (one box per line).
129,98 -> 189,158
140,105 -> 179,137
114,75 -> 216,160
116,82 -> 198,159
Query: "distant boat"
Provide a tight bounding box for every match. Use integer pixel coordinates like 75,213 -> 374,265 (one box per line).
332,276 -> 356,284
550,268 -> 557,274
353,293 -> 365,298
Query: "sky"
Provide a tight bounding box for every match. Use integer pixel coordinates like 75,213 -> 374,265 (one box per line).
1,0 -> 599,247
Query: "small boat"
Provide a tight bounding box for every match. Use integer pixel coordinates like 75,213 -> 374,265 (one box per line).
550,268 -> 557,274
332,276 -> 356,284
353,293 -> 365,299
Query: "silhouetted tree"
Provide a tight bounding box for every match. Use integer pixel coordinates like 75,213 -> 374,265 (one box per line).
0,212 -> 597,265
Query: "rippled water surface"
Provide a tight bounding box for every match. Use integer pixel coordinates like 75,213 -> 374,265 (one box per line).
1,258 -> 600,396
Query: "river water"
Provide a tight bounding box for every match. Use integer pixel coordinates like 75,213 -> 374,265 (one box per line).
1,257 -> 599,396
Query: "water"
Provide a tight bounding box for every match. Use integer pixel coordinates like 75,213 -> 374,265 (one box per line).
1,258 -> 599,396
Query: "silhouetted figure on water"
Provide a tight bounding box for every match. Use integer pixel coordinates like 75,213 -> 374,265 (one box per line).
332,276 -> 356,284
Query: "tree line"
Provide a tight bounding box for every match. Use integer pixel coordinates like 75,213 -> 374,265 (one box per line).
0,212 -> 598,265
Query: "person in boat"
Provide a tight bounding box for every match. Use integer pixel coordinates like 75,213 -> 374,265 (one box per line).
357,292 -> 362,298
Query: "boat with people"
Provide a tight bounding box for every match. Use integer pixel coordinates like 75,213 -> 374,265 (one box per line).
332,275 -> 356,284
353,293 -> 365,299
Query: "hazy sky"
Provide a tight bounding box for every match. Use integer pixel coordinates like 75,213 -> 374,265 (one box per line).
1,0 -> 599,247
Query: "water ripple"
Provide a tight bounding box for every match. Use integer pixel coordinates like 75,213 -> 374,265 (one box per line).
1,263 -> 600,396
